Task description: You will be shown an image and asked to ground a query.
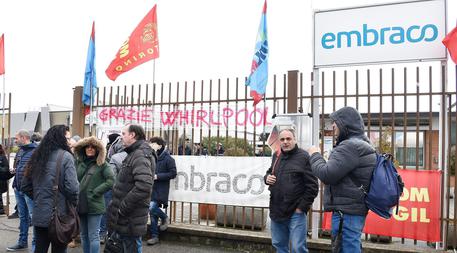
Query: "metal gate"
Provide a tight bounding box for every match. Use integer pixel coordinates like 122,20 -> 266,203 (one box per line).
80,63 -> 457,249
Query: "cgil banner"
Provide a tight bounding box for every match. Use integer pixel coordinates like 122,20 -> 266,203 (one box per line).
322,169 -> 441,242
169,156 -> 271,207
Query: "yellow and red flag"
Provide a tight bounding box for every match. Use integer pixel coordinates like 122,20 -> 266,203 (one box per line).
105,4 -> 159,81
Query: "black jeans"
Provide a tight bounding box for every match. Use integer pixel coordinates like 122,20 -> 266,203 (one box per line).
34,226 -> 67,253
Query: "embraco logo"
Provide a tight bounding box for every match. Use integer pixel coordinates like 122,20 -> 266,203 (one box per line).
321,23 -> 438,49
174,165 -> 265,195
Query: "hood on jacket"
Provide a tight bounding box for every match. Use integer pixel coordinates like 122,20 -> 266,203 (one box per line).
330,106 -> 369,145
157,149 -> 170,161
74,136 -> 106,166
107,136 -> 124,159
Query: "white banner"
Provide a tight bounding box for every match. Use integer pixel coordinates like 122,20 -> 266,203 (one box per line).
169,156 -> 271,207
314,0 -> 446,67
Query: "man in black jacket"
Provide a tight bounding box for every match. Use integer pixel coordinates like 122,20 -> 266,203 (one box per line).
7,130 -> 37,252
307,107 -> 376,253
147,136 -> 177,245
264,128 -> 318,253
107,124 -> 155,253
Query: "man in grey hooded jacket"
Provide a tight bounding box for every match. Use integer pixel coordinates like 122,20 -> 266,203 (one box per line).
307,106 -> 376,253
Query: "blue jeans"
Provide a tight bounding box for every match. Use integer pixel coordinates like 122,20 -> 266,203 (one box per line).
270,212 -> 308,253
99,190 -> 112,236
149,201 -> 167,238
15,189 -> 35,250
80,214 -> 102,253
118,234 -> 142,253
331,212 -> 366,253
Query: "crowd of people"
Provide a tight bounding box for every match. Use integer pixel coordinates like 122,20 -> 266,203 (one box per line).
1,123 -> 176,253
0,106 -> 375,253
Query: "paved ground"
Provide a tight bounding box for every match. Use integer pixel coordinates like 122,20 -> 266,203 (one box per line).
0,213 -> 244,253
1,182 -> 245,253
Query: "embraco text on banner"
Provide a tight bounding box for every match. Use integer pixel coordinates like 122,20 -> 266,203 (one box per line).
322,169 -> 441,242
95,105 -> 272,130
168,156 -> 271,207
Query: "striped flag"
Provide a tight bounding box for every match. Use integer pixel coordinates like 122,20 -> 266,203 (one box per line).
83,22 -> 97,115
246,0 -> 268,106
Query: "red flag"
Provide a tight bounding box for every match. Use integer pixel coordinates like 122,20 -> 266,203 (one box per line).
443,26 -> 457,64
106,5 -> 159,81
0,34 -> 4,75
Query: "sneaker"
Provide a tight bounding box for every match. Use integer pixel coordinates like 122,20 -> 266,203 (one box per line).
159,217 -> 169,231
146,237 -> 159,245
8,211 -> 19,219
6,244 -> 27,251
100,235 -> 106,245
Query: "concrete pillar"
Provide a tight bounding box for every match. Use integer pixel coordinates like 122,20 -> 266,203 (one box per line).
287,70 -> 299,113
72,86 -> 85,137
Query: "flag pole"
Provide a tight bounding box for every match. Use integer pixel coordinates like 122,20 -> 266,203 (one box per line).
1,33 -> 5,146
89,80 -> 93,136
262,94 -> 267,156
149,59 -> 156,136
153,59 -> 156,88
1,74 -> 5,145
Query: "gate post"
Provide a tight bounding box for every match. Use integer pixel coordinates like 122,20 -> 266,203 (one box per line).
72,86 -> 85,137
287,70 -> 299,113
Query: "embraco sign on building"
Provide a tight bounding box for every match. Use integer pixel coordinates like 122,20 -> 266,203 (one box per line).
313,0 -> 447,67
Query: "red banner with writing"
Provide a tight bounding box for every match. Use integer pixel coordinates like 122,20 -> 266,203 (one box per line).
105,4 -> 159,81
322,169 -> 441,242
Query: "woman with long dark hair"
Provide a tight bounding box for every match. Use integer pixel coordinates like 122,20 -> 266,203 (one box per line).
21,125 -> 79,253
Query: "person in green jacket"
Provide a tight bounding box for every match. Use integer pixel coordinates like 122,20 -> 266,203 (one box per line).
74,136 -> 114,253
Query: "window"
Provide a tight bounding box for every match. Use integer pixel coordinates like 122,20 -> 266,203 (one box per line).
394,132 -> 424,168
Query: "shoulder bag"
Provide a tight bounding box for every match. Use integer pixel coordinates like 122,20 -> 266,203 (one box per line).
103,231 -> 124,253
48,150 -> 80,245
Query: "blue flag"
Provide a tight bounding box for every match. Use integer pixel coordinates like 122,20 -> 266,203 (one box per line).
246,0 -> 268,106
83,21 -> 97,108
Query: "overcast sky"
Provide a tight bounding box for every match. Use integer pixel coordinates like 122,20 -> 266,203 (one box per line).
0,0 -> 456,113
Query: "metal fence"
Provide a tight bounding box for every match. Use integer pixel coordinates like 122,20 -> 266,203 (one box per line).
90,63 -> 457,249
